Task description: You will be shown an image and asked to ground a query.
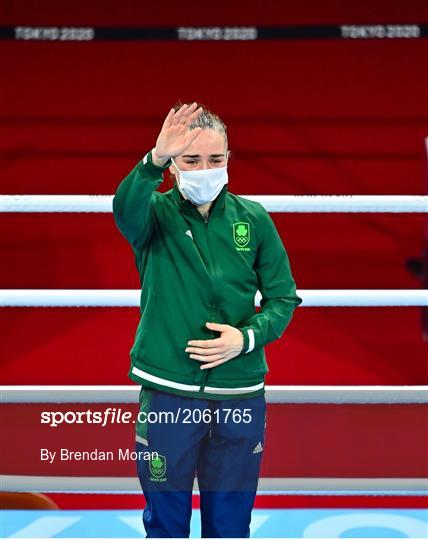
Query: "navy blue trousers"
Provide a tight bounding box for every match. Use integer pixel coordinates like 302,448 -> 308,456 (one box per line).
135,388 -> 266,538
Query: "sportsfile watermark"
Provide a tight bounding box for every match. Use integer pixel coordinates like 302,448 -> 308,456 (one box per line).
41,407 -> 253,427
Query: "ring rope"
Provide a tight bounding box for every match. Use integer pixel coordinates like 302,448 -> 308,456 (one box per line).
1,289 -> 427,307
1,194 -> 427,213
1,385 -> 427,403
1,475 -> 427,495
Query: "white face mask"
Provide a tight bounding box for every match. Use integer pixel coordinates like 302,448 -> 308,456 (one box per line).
171,157 -> 228,206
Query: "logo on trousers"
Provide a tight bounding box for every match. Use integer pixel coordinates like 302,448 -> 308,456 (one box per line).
149,454 -> 167,482
252,442 -> 263,454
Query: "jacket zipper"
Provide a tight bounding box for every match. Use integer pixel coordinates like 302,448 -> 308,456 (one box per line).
190,206 -> 216,393
199,368 -> 210,392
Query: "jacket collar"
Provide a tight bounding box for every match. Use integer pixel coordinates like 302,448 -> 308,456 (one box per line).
171,182 -> 227,220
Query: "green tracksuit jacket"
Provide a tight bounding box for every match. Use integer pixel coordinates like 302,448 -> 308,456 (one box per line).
113,149 -> 302,400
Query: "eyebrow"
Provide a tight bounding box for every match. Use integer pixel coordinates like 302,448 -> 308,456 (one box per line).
182,154 -> 225,158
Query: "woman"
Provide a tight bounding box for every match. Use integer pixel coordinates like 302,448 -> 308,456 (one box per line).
113,102 -> 302,537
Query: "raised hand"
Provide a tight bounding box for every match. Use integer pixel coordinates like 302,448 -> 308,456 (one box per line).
152,103 -> 203,166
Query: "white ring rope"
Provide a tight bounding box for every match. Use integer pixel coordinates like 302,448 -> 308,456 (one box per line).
1,475 -> 427,495
1,289 -> 427,307
1,385 -> 427,403
1,194 -> 427,213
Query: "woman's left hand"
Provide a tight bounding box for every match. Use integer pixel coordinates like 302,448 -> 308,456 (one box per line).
185,322 -> 245,369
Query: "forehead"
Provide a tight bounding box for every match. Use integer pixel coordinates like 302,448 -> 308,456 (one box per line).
179,129 -> 226,156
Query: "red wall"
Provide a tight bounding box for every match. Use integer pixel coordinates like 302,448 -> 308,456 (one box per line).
1,1 -> 427,491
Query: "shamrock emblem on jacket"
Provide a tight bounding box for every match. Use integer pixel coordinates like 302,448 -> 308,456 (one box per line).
236,224 -> 247,237
233,222 -> 250,247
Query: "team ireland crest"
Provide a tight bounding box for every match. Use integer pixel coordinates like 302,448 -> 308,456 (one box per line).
149,454 -> 167,481
233,222 -> 250,248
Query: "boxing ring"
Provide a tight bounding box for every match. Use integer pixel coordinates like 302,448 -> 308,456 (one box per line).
1,193 -> 428,537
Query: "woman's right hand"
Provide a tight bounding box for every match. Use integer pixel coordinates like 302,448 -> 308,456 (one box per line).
152,103 -> 203,166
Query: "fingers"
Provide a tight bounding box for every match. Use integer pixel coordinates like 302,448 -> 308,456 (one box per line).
170,103 -> 188,126
186,347 -> 223,356
187,105 -> 203,123
181,102 -> 198,119
184,126 -> 202,146
175,103 -> 197,126
162,108 -> 175,130
200,358 -> 228,370
187,337 -> 222,348
171,102 -> 202,127
190,353 -> 224,361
